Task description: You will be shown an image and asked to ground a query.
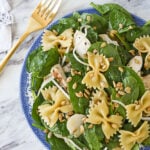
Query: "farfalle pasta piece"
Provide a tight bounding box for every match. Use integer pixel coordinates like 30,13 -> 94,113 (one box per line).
133,35 -> 150,53
88,52 -> 110,72
82,70 -> 108,89
119,121 -> 150,150
133,35 -> 150,70
144,52 -> 150,70
126,90 -> 150,127
41,86 -> 57,101
86,101 -> 123,139
82,52 -> 109,89
38,89 -> 73,127
42,28 -> 73,51
91,89 -> 108,105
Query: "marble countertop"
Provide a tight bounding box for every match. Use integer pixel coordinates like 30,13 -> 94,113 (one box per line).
0,0 -> 150,150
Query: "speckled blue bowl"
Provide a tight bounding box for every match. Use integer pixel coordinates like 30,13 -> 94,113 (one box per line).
20,8 -> 149,150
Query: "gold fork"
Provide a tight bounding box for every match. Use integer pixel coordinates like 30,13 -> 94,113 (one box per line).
0,0 -> 62,72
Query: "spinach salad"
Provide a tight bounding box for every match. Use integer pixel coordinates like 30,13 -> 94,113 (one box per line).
26,3 -> 150,150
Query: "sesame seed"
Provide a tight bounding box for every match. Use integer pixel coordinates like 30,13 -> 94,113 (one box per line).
67,111 -> 74,116
116,82 -> 123,87
72,82 -> 77,89
88,124 -> 93,129
109,30 -> 117,38
44,129 -> 49,133
67,77 -> 72,83
108,57 -> 114,62
116,93 -> 120,98
48,132 -> 52,138
118,67 -> 124,73
78,18 -> 82,22
77,71 -> 82,75
114,103 -> 119,108
125,87 -> 131,94
118,90 -> 125,96
93,49 -> 98,54
119,23 -> 123,29
86,15 -> 91,22
93,26 -> 97,30
75,91 -> 83,98
59,113 -> 63,121
128,26 -> 133,30
134,101 -> 139,105
129,50 -> 135,56
71,69 -> 75,76
101,42 -> 107,48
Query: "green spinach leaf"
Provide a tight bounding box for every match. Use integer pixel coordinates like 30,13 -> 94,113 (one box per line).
125,23 -> 150,42
51,16 -> 80,34
117,46 -> 132,65
79,13 -> 108,34
66,53 -> 86,74
124,67 -> 145,97
121,76 -> 139,104
91,3 -> 135,33
30,75 -> 43,94
109,9 -> 135,33
105,66 -> 145,104
84,124 -> 104,150
68,75 -> 89,114
106,135 -> 120,150
91,2 -> 131,17
71,137 -> 89,150
46,134 -> 73,150
113,105 -> 126,118
48,121 -> 69,137
32,94 -> 45,125
86,27 -> 100,43
143,136 -> 150,146
26,47 -> 59,77
88,43 -> 122,66
26,46 -> 42,72
132,144 -> 140,150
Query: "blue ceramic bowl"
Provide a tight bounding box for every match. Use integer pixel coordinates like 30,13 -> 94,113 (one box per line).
20,8 -> 149,150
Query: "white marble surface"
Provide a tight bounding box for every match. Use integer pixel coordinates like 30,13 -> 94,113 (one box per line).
0,0 -> 150,150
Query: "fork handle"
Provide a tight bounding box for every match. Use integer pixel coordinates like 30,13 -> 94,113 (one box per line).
0,32 -> 29,73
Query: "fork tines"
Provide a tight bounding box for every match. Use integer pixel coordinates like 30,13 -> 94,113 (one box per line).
35,0 -> 62,20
